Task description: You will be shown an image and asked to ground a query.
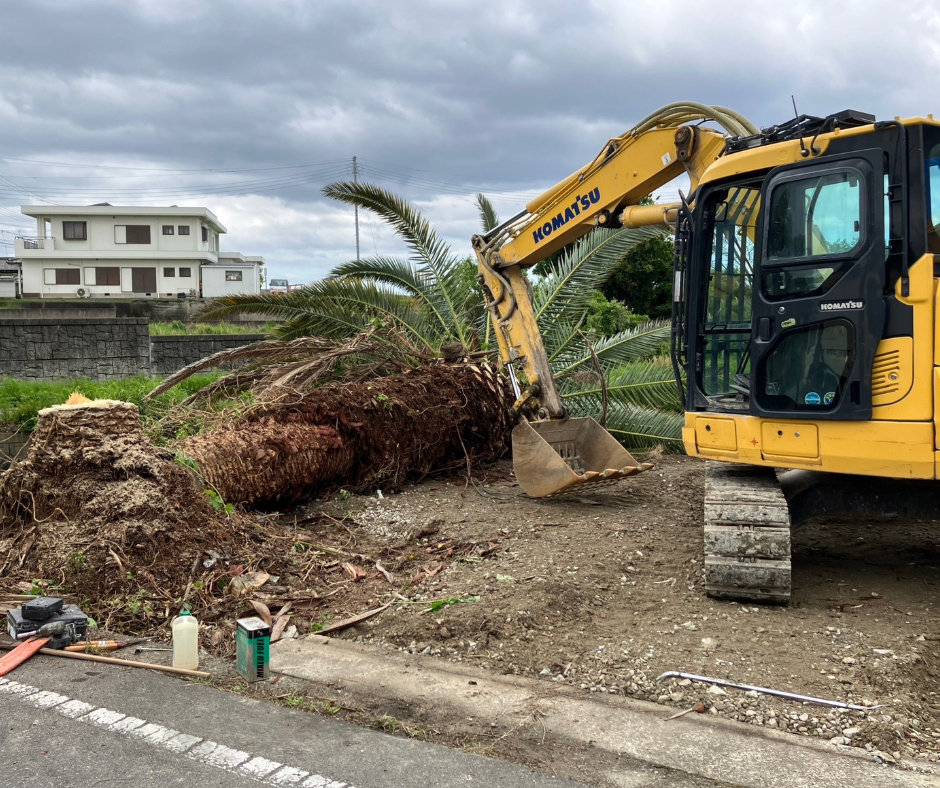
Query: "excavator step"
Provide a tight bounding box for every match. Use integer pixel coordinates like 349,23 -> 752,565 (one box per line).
703,462 -> 792,605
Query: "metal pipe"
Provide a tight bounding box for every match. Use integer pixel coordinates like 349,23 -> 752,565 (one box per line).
656,671 -> 885,711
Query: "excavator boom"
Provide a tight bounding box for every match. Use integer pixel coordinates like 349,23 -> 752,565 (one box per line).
475,103 -> 755,497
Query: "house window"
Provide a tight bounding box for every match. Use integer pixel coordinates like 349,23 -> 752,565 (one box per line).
63,221 -> 87,240
164,267 -> 175,277
115,225 -> 151,244
96,267 -> 120,286
162,225 -> 174,235
225,270 -> 243,282
178,225 -> 190,235
179,267 -> 192,277
201,226 -> 208,242
44,268 -> 80,285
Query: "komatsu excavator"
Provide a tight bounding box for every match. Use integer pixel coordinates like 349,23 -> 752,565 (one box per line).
473,101 -> 940,604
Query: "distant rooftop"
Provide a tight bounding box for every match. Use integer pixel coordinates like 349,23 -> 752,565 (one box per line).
20,205 -> 227,234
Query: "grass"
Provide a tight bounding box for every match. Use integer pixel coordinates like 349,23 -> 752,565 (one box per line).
0,373 -> 225,434
150,320 -> 277,336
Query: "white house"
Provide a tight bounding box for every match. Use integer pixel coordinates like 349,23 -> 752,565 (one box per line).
202,253 -> 264,298
14,205 -> 263,299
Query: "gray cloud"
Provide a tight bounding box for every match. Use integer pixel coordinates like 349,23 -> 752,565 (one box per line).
1,0 -> 938,280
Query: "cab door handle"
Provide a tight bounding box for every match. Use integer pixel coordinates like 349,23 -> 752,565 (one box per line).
758,317 -> 771,341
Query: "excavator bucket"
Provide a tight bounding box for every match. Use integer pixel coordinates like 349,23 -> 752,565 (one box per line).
512,417 -> 654,498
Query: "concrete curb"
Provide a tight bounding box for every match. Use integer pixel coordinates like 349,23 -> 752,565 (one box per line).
273,635 -> 940,788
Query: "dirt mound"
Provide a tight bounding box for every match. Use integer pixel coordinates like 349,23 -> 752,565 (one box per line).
181,362 -> 513,508
0,399 -> 264,629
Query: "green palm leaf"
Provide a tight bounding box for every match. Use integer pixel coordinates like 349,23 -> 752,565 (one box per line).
534,226 -> 666,328
555,320 -> 671,376
323,181 -> 469,345
560,359 -> 681,410
595,401 -> 684,451
476,193 -> 500,232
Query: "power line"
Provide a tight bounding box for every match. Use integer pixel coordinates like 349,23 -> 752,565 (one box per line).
0,156 -> 350,173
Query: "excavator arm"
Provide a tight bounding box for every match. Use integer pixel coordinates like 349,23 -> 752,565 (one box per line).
473,103 -> 758,496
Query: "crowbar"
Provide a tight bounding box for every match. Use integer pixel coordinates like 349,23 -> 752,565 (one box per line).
656,671 -> 885,711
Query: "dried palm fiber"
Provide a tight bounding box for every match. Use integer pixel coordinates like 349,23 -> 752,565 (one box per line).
0,399 -> 259,605
180,362 -> 514,508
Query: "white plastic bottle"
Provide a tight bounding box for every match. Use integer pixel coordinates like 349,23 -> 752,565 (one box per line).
172,610 -> 199,670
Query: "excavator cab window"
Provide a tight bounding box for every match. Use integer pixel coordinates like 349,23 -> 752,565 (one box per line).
700,183 -> 761,399
924,138 -> 940,253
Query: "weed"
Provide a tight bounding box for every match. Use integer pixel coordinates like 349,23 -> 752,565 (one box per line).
426,595 -> 481,614
309,613 -> 333,633
173,451 -> 200,474
279,692 -> 305,708
149,320 -> 277,336
370,714 -> 433,741
338,489 -> 351,501
0,373 -> 224,434
205,489 -> 234,516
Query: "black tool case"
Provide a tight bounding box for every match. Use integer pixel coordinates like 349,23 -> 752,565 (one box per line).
21,596 -> 64,621
6,605 -> 89,642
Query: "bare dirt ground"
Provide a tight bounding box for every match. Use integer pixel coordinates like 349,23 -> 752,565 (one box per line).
267,454 -> 940,766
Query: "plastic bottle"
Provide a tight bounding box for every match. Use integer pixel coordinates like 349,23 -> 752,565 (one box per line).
172,610 -> 199,670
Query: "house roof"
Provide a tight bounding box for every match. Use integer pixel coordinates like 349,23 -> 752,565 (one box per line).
0,258 -> 22,274
217,252 -> 265,265
20,205 -> 227,234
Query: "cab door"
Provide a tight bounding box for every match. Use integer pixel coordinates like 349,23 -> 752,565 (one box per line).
749,151 -> 886,420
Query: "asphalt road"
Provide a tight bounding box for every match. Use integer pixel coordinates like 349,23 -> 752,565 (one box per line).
0,655 -> 597,788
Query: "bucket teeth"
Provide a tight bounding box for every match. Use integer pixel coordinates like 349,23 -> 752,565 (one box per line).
512,417 -> 653,498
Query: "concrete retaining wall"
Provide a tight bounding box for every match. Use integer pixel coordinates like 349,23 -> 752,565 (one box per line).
151,334 -> 266,375
0,318 -> 151,381
0,317 -> 267,381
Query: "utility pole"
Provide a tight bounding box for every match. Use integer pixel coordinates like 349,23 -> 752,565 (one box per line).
352,156 -> 360,261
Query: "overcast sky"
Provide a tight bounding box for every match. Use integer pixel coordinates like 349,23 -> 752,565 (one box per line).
0,0 -> 936,282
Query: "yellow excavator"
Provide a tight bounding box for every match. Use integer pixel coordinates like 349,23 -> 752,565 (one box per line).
473,102 -> 940,603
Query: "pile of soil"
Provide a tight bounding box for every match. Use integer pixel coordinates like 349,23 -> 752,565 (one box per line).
0,399 -> 269,629
181,362 -> 513,508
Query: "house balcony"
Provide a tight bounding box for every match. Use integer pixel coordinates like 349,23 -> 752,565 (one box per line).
15,237 -> 55,255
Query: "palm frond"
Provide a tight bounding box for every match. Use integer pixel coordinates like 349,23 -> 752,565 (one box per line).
476,193 -> 500,232
555,320 -> 671,376
194,289 -> 329,324
534,226 -> 666,329
146,329 -> 434,401
269,279 -> 439,349
560,360 -> 681,410
322,181 -> 468,342
593,401 -> 684,451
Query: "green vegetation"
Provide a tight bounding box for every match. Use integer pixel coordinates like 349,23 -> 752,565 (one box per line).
0,373 -> 224,434
149,320 -> 277,336
601,234 -> 675,320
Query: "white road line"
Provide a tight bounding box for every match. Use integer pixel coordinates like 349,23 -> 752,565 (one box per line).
0,676 -> 354,788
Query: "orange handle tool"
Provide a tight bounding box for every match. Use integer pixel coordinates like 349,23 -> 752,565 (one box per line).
64,641 -> 121,652
0,636 -> 51,676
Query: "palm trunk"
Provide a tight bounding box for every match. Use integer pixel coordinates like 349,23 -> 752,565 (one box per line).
180,363 -> 513,508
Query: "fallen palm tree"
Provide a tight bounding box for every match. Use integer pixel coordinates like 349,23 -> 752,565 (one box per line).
179,362 -> 513,508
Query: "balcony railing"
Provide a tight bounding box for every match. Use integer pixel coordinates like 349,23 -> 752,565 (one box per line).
15,235 -> 55,256
16,236 -> 54,251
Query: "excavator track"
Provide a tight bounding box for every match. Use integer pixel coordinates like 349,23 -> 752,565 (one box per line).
703,462 -> 791,604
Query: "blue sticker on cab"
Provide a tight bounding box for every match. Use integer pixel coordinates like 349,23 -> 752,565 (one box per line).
804,392 -> 821,405
823,391 -> 836,405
